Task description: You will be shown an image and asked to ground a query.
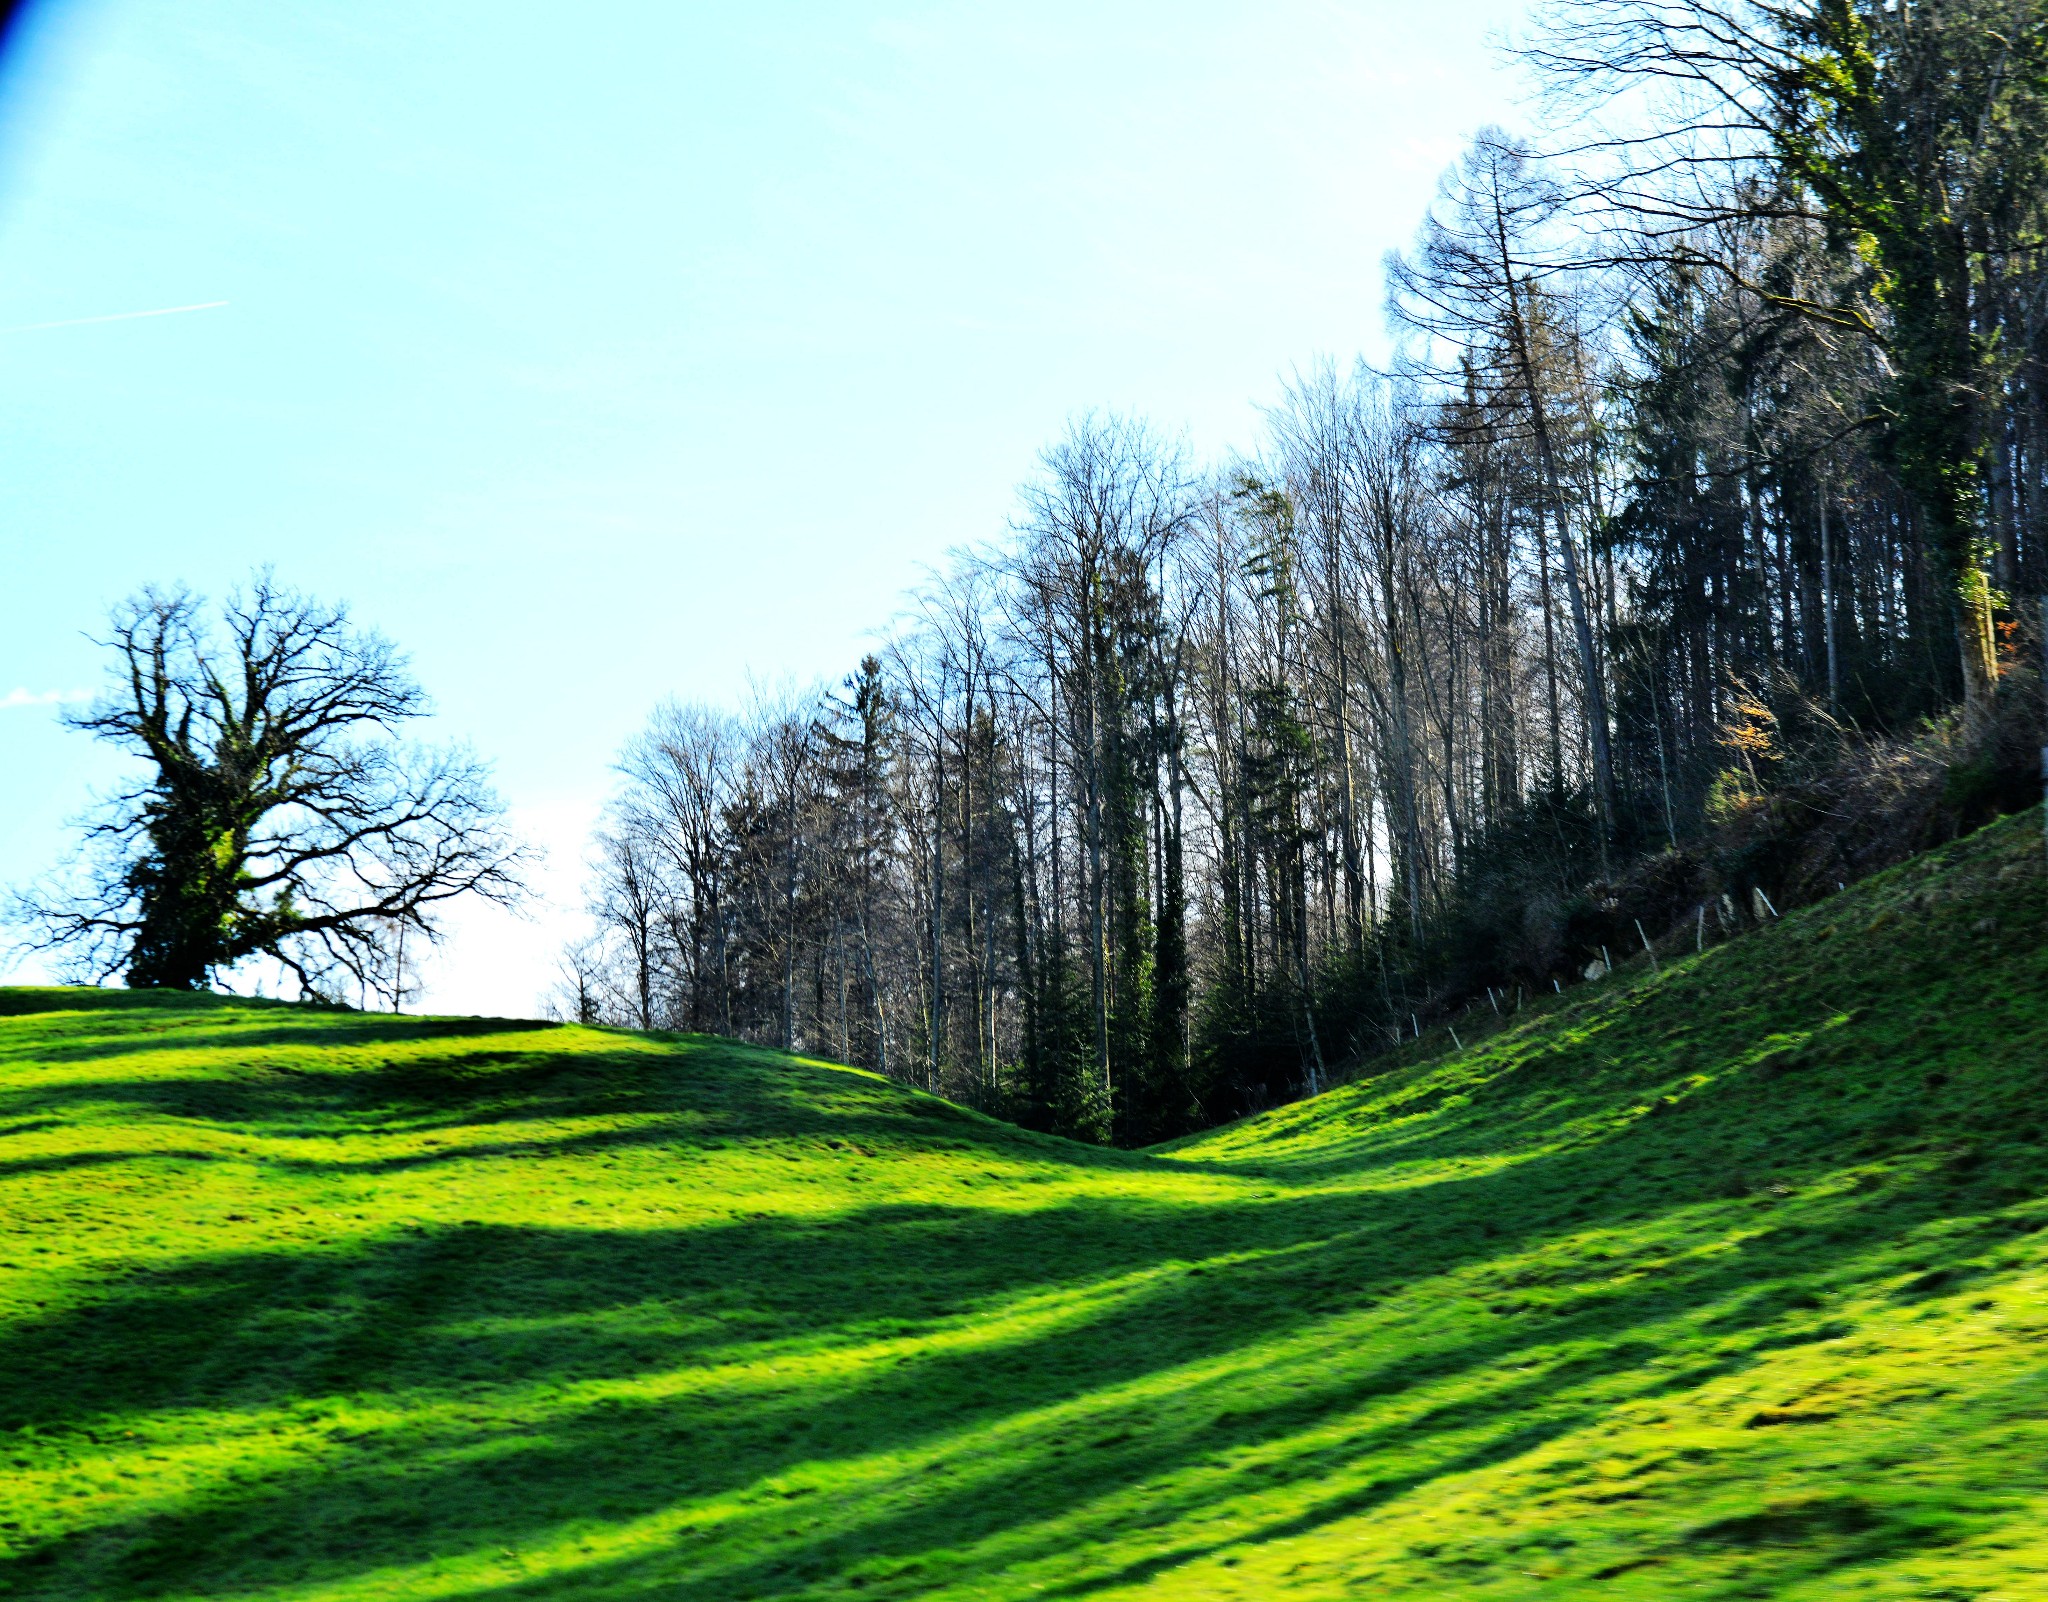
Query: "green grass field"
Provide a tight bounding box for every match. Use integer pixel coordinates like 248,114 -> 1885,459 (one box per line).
3,811 -> 2045,1601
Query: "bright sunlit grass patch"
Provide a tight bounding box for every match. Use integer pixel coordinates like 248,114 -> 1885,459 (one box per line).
2,811 -> 2045,1599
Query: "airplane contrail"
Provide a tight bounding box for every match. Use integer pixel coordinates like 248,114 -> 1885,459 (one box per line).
0,299 -> 228,335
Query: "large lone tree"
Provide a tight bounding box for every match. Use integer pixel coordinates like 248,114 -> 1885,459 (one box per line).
21,575 -> 523,999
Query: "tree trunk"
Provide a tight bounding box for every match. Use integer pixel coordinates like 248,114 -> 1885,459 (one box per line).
1956,558 -> 1999,716
1493,222 -> 1616,830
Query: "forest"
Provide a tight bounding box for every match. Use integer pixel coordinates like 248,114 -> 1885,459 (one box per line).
562,1 -> 2048,1143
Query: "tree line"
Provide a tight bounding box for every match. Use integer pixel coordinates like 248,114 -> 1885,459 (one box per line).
566,2 -> 2048,1142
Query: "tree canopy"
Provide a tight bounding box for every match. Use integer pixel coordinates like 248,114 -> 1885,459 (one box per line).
19,576 -> 524,1000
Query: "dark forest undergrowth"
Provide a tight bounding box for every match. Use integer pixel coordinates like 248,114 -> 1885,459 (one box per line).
1,810 -> 2044,1600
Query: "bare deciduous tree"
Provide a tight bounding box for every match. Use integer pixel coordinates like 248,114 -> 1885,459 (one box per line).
18,575 -> 525,1000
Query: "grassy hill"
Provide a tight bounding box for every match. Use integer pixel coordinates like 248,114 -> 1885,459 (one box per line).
2,810 -> 2044,1601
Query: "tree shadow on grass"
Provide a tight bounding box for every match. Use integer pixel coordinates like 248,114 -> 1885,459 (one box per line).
2,1119 -> 2033,1600
0,1043 -> 1138,1179
1,1014 -> 560,1069
2,1003 -> 1125,1175
0,990 -> 273,1020
6,921 -> 2044,1600
0,1148 -> 230,1180
0,1255 -> 1668,1598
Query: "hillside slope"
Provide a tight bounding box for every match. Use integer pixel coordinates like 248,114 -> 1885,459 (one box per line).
2,810 -> 2044,1601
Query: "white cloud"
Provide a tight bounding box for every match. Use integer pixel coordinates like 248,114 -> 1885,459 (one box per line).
1,687 -> 90,710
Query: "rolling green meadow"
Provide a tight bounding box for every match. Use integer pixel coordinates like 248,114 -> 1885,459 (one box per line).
2,810 -> 2045,1601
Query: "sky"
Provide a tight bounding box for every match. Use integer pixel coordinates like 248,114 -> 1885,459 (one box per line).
0,0 -> 1533,1016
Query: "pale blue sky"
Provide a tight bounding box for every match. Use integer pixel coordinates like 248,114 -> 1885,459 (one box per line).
0,0 -> 1531,1012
